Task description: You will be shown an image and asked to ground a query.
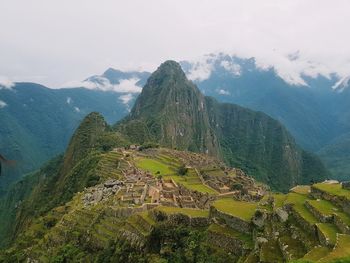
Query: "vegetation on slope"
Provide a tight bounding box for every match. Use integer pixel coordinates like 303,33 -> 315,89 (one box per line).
116,60 -> 329,192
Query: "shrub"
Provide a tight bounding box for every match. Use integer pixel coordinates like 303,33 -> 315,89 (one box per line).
177,165 -> 188,176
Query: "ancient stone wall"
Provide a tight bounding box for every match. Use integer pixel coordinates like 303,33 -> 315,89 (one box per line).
209,206 -> 251,233
305,201 -> 333,223
311,187 -> 350,215
334,214 -> 350,234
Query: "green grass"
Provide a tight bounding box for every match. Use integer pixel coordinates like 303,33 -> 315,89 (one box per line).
302,246 -> 330,261
313,183 -> 350,200
260,239 -> 284,262
317,223 -> 338,246
319,234 -> 350,262
307,199 -> 339,216
212,198 -> 257,221
291,185 -> 311,195
139,212 -> 156,226
155,206 -> 209,218
136,157 -> 217,194
307,199 -> 350,226
208,224 -> 253,248
285,193 -> 318,225
164,168 -> 217,194
335,211 -> 350,226
135,157 -> 175,176
273,193 -> 287,209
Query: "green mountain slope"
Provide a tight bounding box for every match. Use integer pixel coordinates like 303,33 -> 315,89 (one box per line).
0,83 -> 130,197
318,133 -> 350,181
117,60 -> 329,192
0,112 -> 129,247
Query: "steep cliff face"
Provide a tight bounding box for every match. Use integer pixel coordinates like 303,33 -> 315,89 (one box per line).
118,61 -> 219,156
205,97 -> 302,189
116,60 -> 329,191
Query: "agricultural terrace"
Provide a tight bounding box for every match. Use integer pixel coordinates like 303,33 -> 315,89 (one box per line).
212,198 -> 258,221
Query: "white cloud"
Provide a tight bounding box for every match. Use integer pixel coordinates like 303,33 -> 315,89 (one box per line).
217,89 -> 230,95
66,97 -> 72,104
186,52 -> 334,86
1,1 -> 350,87
119,93 -> 134,105
332,76 -> 350,92
0,76 -> 14,89
62,77 -> 142,93
220,61 -> 241,76
0,100 -> 8,108
186,55 -> 216,81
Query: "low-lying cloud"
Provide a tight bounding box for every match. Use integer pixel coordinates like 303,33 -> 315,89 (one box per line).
0,100 -> 8,108
0,76 -> 14,89
62,77 -> 142,93
119,93 -> 134,105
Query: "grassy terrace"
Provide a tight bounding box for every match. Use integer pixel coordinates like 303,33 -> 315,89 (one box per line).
319,234 -> 350,262
302,246 -> 330,261
135,157 -> 176,176
208,223 -> 253,248
164,169 -> 217,194
139,211 -> 156,226
317,223 -> 338,246
335,211 -> 350,226
136,157 -> 217,194
291,185 -> 311,195
284,193 -> 317,225
307,199 -> 350,226
155,206 -> 209,218
313,183 -> 350,200
307,199 -> 339,216
273,193 -> 287,209
212,198 -> 258,221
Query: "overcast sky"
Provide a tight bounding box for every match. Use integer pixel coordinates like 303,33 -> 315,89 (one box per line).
0,0 -> 349,87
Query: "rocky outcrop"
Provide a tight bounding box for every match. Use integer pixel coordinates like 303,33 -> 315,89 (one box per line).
82,179 -> 123,206
275,208 -> 289,223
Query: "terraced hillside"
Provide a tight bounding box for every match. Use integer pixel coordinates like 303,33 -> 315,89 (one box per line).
2,139 -> 350,262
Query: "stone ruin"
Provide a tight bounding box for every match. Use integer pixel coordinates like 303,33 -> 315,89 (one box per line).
82,179 -> 123,206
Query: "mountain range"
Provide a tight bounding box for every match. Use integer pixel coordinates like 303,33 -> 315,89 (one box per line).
117,60 -> 328,191
0,60 -> 346,263
1,53 -> 349,194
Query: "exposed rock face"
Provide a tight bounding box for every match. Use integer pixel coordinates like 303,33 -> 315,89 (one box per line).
275,208 -> 289,223
252,210 -> 267,228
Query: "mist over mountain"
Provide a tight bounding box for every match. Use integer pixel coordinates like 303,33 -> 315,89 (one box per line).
180,54 -> 350,180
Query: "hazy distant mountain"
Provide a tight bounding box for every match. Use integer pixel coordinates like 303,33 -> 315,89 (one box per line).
0,82 -> 130,195
180,53 -> 350,180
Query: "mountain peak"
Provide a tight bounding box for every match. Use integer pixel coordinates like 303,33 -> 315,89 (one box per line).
151,60 -> 187,81
129,60 -> 201,119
